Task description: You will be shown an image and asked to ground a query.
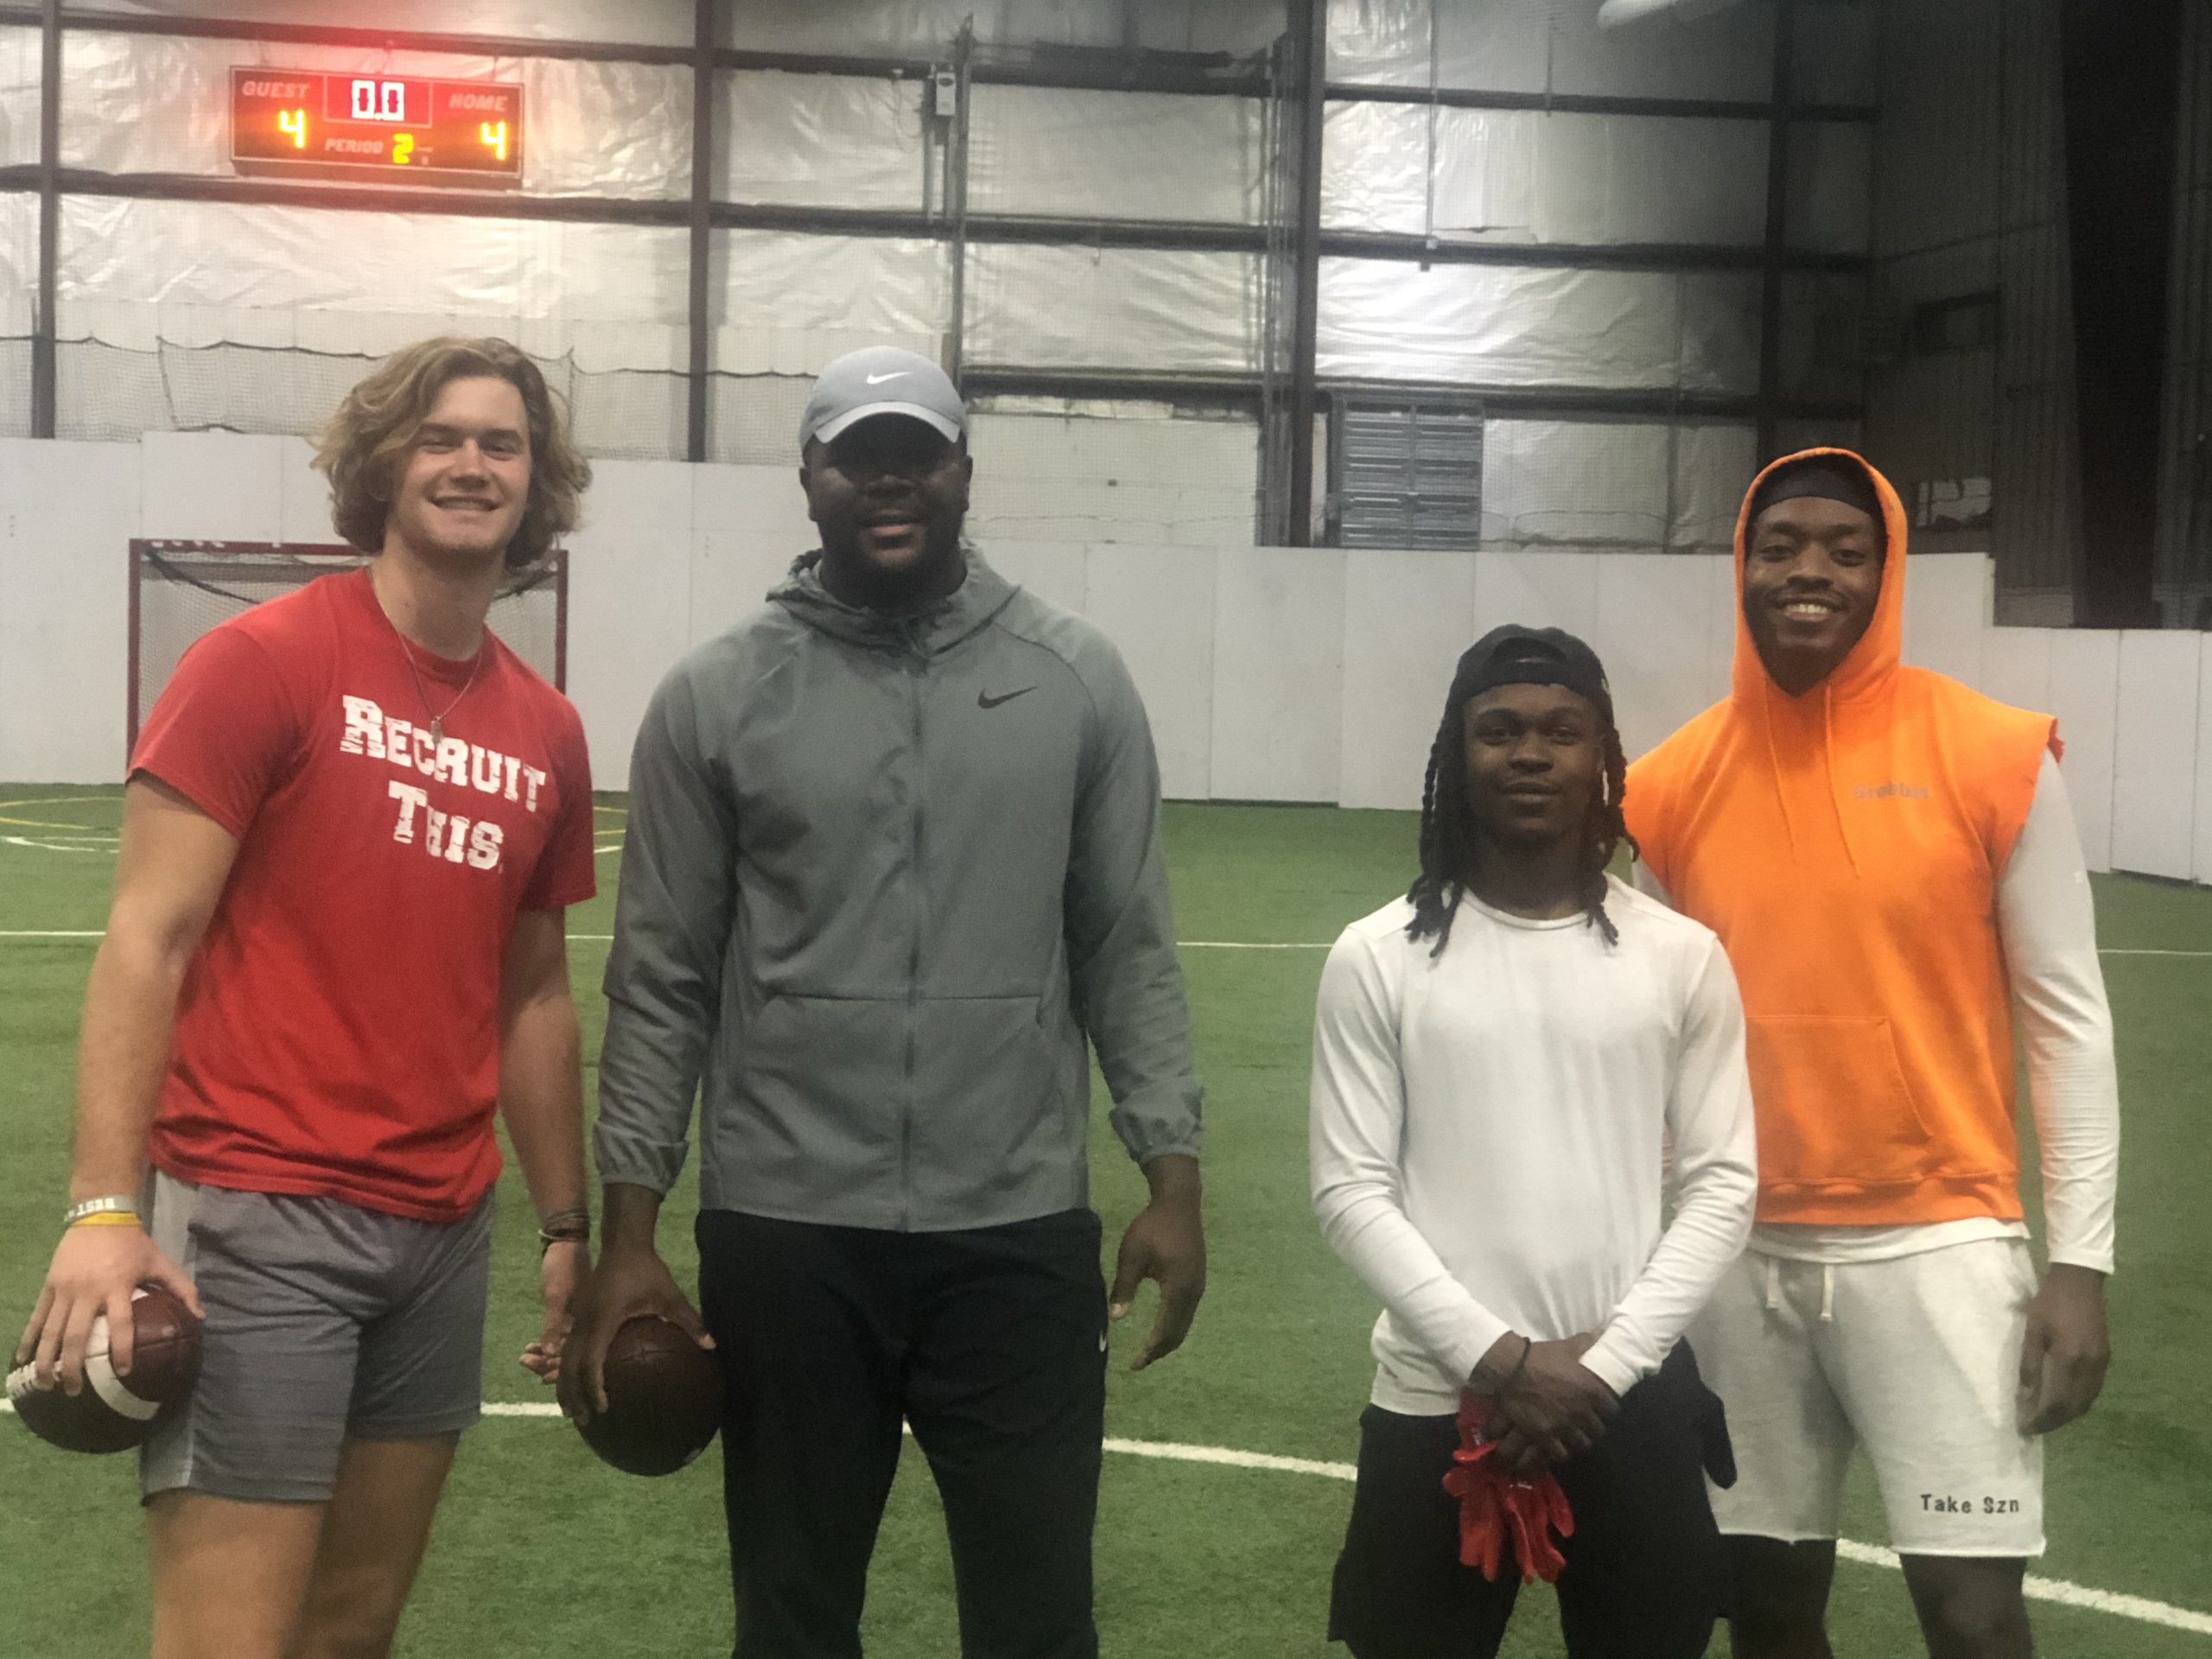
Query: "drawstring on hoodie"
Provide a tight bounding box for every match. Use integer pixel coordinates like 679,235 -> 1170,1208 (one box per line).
1823,695 -> 1863,879
1762,1255 -> 1839,1325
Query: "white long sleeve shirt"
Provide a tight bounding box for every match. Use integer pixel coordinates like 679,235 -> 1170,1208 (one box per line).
1634,752 -> 2120,1273
1309,878 -> 1759,1413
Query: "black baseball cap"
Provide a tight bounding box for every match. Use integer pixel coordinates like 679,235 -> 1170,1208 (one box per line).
1448,625 -> 1614,717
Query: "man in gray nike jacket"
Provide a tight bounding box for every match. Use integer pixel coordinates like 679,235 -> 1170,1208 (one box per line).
563,346 -> 1205,1659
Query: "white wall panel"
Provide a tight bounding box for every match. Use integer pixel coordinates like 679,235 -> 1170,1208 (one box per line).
724,72 -> 924,212
966,411 -> 1257,548
1338,549 -> 1478,811
1472,549 -> 1600,642
563,460 -> 695,790
2197,635 -> 2212,884
1084,545 -> 1215,801
141,432 -> 285,542
979,542 -> 1088,617
969,86 -> 1262,224
0,442 -> 138,782
2109,631 -> 2202,880
2046,630 -> 2121,874
276,435 -> 339,546
1210,546 -> 1344,803
687,532 -> 798,652
1482,422 -> 1670,548
1671,424 -> 1757,553
1319,262 -> 1759,392
1977,625 -> 2055,715
0,27 -> 38,170
690,461 -> 813,545
1899,552 -> 1990,690
713,232 -> 946,377
1591,554 -> 1729,764
1323,104 -> 1767,249
1328,0 -> 1774,101
965,245 -> 1258,373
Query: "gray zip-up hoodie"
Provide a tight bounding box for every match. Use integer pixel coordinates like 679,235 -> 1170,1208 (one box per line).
594,550 -> 1202,1231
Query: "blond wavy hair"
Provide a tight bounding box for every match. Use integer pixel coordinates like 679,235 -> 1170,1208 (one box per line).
314,336 -> 590,569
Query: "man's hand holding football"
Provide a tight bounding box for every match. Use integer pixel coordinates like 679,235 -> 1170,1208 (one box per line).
559,1182 -> 713,1424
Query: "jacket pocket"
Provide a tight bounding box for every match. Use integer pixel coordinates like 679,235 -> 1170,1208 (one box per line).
728,992 -> 907,1191
909,995 -> 1069,1208
1745,1014 -> 1936,1192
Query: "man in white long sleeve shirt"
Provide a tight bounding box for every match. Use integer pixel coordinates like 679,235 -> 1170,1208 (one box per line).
1312,626 -> 1758,1659
1627,451 -> 2121,1659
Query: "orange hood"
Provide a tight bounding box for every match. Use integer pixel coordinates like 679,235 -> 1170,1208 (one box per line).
1727,448 -> 1911,709
1628,447 -> 2060,1226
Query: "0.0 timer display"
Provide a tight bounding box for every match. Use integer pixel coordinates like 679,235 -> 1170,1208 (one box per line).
231,69 -> 524,187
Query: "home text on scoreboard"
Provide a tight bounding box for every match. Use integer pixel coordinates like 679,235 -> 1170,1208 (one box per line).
231,70 -> 524,188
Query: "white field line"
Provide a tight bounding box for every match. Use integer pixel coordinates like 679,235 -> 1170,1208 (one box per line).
3,1398 -> 2206,1635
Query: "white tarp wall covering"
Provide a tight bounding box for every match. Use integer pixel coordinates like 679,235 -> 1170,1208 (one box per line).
9,432 -> 2211,889
10,1 -> 1878,558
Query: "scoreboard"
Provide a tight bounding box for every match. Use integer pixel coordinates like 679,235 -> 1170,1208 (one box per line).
231,70 -> 523,187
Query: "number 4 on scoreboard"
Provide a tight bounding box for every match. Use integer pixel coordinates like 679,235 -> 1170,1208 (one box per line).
480,120 -> 508,161
277,107 -> 307,149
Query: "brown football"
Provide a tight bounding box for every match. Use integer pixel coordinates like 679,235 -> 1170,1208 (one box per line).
7,1284 -> 202,1455
575,1315 -> 722,1478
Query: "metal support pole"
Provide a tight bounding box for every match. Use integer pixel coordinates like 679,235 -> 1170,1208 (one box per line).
684,0 -> 715,462
31,0 -> 59,439
1754,0 -> 1796,463
946,18 -> 974,386
1286,0 -> 1326,545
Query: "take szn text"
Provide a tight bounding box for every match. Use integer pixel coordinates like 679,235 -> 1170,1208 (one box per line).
1920,1494 -> 2023,1515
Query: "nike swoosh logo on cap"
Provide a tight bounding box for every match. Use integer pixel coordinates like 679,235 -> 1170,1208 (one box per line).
865,372 -> 910,385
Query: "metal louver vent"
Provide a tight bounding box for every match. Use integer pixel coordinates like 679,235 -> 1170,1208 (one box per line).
1330,397 -> 1484,550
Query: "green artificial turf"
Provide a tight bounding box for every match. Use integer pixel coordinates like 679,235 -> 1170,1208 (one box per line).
2,787 -> 2207,1656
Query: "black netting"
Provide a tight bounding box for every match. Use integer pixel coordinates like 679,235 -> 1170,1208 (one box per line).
130,542 -> 566,744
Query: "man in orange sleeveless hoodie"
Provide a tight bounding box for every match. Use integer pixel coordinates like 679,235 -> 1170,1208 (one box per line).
1625,450 -> 2119,1659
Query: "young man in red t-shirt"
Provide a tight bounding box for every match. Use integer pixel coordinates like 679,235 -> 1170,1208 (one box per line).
13,336 -> 598,1659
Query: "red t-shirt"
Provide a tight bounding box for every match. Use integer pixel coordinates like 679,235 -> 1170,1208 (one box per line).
132,568 -> 595,1222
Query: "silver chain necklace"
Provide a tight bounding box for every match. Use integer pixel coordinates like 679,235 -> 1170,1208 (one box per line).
376,576 -> 484,744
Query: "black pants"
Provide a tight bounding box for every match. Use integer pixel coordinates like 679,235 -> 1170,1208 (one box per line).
696,1207 -> 1109,1659
1328,1344 -> 1731,1659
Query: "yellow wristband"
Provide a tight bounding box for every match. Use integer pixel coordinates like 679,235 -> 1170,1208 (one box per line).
68,1211 -> 142,1229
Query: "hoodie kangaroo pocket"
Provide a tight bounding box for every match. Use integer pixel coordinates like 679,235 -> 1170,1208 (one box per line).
1745,1014 -> 1936,1192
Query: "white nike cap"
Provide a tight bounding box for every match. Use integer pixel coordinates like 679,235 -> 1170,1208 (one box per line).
799,346 -> 967,450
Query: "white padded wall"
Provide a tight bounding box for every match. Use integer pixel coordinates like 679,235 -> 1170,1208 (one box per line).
980,541 -> 1088,616
1338,549 -> 1478,811
0,441 -> 139,782
141,431 -> 285,542
1472,549 -> 1601,640
563,460 -> 695,791
1590,553 -> 1731,763
689,464 -> 812,649
2046,631 -> 2121,874
1209,546 -> 1344,802
2197,634 -> 2212,885
1084,545 -> 1215,802
1899,552 -> 1991,690
1978,626 -> 2055,716
2109,631 -> 2202,880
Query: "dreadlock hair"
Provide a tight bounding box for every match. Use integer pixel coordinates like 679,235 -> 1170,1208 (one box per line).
1404,683 -> 1639,958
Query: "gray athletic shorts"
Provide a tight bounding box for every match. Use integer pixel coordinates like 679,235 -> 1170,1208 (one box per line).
140,1170 -> 493,1504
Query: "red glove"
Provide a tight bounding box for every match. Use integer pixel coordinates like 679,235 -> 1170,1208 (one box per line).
1440,1392 -> 1575,1584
